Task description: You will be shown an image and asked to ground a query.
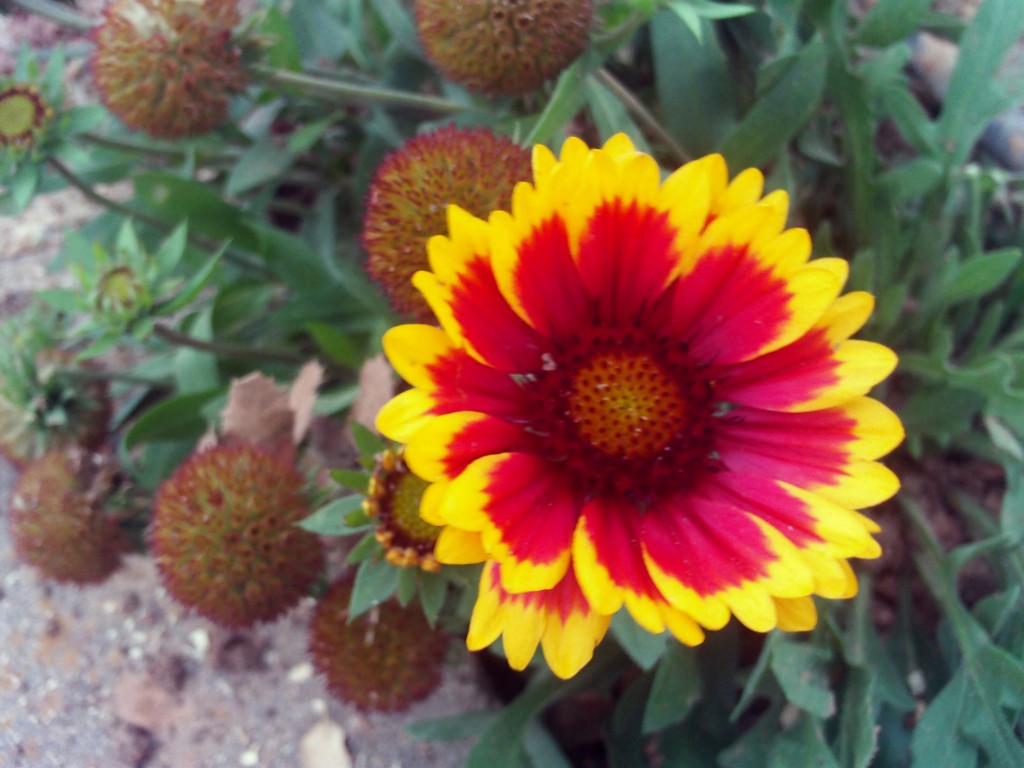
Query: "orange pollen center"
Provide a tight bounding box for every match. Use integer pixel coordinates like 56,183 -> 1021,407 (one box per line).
569,353 -> 686,459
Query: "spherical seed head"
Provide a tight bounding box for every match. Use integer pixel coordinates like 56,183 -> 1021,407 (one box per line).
364,448 -> 442,572
91,0 -> 248,139
0,349 -> 112,469
0,83 -> 54,151
308,577 -> 449,712
414,0 -> 593,97
9,448 -> 125,584
150,443 -> 325,628
363,126 -> 532,320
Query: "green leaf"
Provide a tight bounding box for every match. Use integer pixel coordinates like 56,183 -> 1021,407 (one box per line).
42,44 -> 65,101
226,138 -> 296,197
466,648 -> 627,768
999,460 -> 1024,542
396,567 -> 417,606
63,105 -> 106,136
523,57 -> 590,146
651,10 -> 736,157
582,76 -> 651,153
877,157 -> 945,203
767,714 -> 839,768
373,0 -> 421,53
523,721 -> 572,768
720,38 -> 827,168
419,570 -> 447,626
306,322 -> 363,368
287,0 -> 348,61
899,384 -> 983,446
173,310 -> 218,394
835,668 -> 878,768
123,389 -> 221,449
351,421 -> 387,458
134,173 -> 259,251
610,612 -> 666,670
259,7 -> 302,71
346,530 -> 381,565
984,416 -> 1024,462
299,495 -> 368,536
349,557 -> 399,620
671,0 -> 756,24
938,248 -> 1021,305
10,161 -> 40,212
854,0 -> 931,47
286,115 -> 337,154
770,639 -> 836,718
155,243 -> 227,316
330,468 -> 370,493
910,672 -> 979,768
154,222 -> 189,275
642,642 -> 700,734
407,710 -> 498,741
936,0 -> 1024,166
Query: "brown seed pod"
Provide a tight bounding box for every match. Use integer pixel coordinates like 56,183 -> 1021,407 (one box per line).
150,443 -> 324,628
414,0 -> 593,97
308,577 -> 449,712
91,0 -> 248,139
363,125 -> 532,320
9,448 -> 126,584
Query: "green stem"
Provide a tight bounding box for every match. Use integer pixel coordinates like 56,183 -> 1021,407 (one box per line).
253,65 -> 470,114
56,367 -> 167,387
49,157 -> 166,230
10,0 -> 94,31
81,132 -> 240,164
153,322 -> 303,364
593,67 -> 689,165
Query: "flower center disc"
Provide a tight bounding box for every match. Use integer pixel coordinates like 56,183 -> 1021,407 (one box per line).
389,472 -> 438,542
0,92 -> 39,141
569,352 -> 686,459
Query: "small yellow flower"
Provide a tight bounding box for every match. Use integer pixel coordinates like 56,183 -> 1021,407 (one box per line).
364,448 -> 443,573
0,83 -> 54,150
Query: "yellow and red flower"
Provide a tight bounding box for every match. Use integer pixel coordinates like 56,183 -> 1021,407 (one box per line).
378,134 -> 903,679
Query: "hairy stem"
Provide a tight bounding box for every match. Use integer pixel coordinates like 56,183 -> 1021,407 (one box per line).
10,0 -> 94,31
253,65 -> 470,115
153,323 -> 303,364
593,68 -> 689,166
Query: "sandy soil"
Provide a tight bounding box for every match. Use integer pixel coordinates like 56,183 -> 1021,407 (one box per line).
0,455 -> 493,768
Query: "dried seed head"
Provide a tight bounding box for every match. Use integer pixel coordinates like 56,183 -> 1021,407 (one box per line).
308,577 -> 449,711
363,125 -> 531,320
415,0 -> 593,97
91,0 -> 248,138
151,443 -> 324,628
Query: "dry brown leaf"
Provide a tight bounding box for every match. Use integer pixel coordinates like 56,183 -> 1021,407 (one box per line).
111,673 -> 191,735
289,360 -> 324,446
299,719 -> 352,768
347,354 -> 394,437
221,372 -> 293,447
